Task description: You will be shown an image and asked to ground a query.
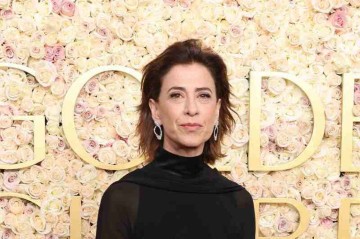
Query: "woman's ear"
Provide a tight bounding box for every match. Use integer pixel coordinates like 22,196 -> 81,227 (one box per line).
215,98 -> 221,122
149,99 -> 162,124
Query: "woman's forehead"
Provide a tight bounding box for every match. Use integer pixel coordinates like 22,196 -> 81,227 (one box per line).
161,63 -> 216,89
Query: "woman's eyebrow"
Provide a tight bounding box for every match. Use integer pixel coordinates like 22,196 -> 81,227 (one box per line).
167,87 -> 212,93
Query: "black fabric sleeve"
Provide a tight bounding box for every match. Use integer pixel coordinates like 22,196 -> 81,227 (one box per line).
234,189 -> 256,239
95,182 -> 140,239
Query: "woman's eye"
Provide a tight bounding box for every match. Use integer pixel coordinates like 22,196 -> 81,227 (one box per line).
170,93 -> 182,98
199,93 -> 211,98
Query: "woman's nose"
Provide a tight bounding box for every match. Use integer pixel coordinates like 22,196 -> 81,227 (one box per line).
184,96 -> 198,116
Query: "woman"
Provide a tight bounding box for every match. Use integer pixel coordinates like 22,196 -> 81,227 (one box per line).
96,39 -> 255,239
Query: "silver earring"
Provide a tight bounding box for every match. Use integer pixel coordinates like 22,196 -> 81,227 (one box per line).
154,121 -> 162,140
213,121 -> 219,141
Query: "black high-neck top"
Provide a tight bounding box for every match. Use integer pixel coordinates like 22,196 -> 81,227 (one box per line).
96,147 -> 255,239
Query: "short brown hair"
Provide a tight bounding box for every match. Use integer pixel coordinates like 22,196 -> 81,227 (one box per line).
136,39 -> 236,164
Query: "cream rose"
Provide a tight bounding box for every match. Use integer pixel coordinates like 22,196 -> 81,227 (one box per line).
312,189 -> 328,206
17,145 -> 34,163
115,23 -> 134,41
30,212 -> 50,234
230,162 -> 249,184
111,0 -> 127,17
41,198 -> 64,216
311,0 -> 333,13
8,198 -> 25,215
112,140 -> 130,159
50,80 -> 66,97
98,147 -> 117,165
49,167 -> 66,183
76,164 -> 97,184
81,201 -> 98,220
26,182 -> 45,199
53,222 -> 70,237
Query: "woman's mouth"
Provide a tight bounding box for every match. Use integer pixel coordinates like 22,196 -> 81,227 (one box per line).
180,123 -> 202,131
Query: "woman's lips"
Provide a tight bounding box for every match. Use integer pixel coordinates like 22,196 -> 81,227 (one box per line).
180,123 -> 202,131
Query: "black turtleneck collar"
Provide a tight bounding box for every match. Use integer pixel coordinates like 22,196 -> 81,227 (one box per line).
151,147 -> 206,177
119,147 -> 244,194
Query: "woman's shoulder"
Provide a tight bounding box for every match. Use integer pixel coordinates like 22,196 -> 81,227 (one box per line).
102,175 -> 141,202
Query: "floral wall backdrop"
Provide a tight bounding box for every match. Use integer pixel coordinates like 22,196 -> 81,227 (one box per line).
0,0 -> 360,238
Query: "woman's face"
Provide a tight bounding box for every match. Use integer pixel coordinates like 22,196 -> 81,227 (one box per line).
149,62 -> 221,156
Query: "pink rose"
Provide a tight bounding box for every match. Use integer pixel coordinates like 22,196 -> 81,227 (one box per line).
75,100 -> 87,114
355,83 -> 360,91
95,28 -> 109,39
85,79 -> 99,94
320,218 -> 333,229
0,9 -> 13,19
354,90 -> 360,104
45,234 -> 59,239
262,125 -> 277,140
81,109 -> 95,121
24,203 -> 36,215
329,10 -> 347,28
113,104 -> 121,114
230,25 -> 242,38
51,0 -> 63,13
179,0 -> 191,8
2,228 -> 15,239
300,96 -> 311,106
3,171 -> 20,190
276,216 -> 291,233
45,45 -> 55,62
61,0 -> 75,17
340,175 -> 351,190
3,44 -> 15,59
95,106 -> 107,121
83,139 -> 100,155
163,0 -> 177,7
0,198 -> 8,207
53,45 -> 65,61
57,137 -> 66,151
45,45 -> 65,63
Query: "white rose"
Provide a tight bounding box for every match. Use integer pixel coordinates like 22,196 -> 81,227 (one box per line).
81,201 -> 98,220
26,182 -> 45,199
76,164 -> 98,184
312,189 -> 328,206
112,140 -> 131,159
311,0 -> 333,13
31,60 -> 57,87
98,147 -> 117,165
8,198 -> 25,215
17,145 -> 34,163
111,0 -> 128,17
41,198 -> 64,216
53,222 -> 69,237
267,77 -> 286,95
58,26 -> 76,44
30,212 -> 50,234
258,12 -> 280,33
115,23 -> 134,41
230,162 -> 249,184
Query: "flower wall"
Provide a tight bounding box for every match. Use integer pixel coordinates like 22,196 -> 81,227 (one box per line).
0,0 -> 360,238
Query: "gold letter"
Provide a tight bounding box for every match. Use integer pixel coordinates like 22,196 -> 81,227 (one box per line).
341,73 -> 360,172
255,198 -> 310,239
249,71 -> 325,171
0,63 -> 45,169
0,192 -> 40,206
70,196 -> 81,239
338,198 -> 360,238
62,65 -> 144,170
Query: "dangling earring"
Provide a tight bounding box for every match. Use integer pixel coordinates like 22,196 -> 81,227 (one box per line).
213,121 -> 219,141
153,121 -> 162,140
